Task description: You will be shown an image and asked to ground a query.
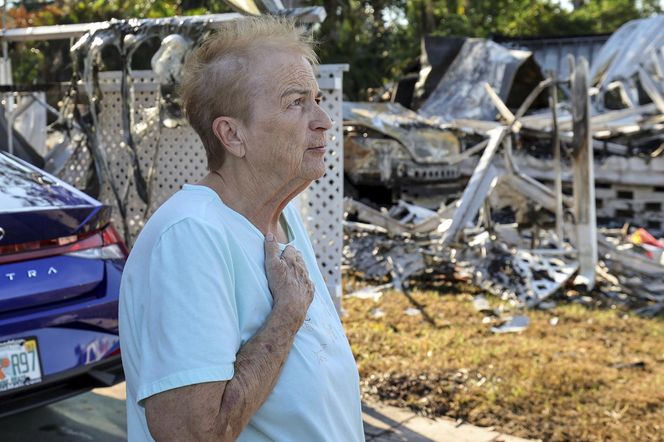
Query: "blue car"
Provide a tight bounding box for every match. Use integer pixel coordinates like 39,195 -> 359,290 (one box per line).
0,151 -> 126,417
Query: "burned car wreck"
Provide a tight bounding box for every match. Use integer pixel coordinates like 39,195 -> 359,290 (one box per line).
343,102 -> 466,207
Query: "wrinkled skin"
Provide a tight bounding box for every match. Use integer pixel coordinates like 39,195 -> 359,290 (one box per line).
205,47 -> 332,243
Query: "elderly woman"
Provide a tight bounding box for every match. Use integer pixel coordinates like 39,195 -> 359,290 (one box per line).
119,16 -> 364,442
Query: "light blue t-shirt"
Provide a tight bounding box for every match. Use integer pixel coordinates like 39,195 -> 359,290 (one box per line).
119,184 -> 364,441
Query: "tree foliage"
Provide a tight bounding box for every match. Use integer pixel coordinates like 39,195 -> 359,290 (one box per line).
3,0 -> 662,98
314,0 -> 416,100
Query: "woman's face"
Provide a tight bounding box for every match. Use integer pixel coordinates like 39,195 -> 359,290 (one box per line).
240,49 -> 332,186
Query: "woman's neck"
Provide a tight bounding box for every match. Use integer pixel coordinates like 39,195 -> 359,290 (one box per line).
199,168 -> 307,242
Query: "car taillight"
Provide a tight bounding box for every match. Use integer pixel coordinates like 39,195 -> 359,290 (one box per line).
101,224 -> 129,257
66,224 -> 128,260
0,224 -> 128,264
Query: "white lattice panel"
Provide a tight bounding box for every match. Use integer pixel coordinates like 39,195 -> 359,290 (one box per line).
302,64 -> 348,310
59,66 -> 347,309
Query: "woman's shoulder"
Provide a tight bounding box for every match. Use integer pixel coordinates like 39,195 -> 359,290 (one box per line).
134,186 -> 230,249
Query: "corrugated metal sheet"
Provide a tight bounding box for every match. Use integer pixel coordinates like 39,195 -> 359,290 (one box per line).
499,34 -> 609,79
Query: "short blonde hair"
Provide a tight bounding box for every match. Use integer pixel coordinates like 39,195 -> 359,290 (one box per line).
179,16 -> 318,171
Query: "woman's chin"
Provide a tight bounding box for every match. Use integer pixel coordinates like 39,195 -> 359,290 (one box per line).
299,159 -> 326,181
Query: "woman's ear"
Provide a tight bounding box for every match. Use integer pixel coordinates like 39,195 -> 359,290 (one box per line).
212,116 -> 246,159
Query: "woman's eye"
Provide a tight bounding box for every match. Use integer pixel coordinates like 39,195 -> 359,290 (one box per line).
292,98 -> 304,106
314,97 -> 322,105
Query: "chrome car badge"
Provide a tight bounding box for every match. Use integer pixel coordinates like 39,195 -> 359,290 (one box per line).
0,227 -> 4,241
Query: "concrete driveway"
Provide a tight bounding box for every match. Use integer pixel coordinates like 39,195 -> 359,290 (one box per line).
0,383 -> 127,441
0,383 -> 534,441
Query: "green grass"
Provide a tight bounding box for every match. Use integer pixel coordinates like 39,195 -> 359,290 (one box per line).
342,277 -> 664,441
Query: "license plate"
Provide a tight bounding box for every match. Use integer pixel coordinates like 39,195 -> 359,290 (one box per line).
0,337 -> 42,393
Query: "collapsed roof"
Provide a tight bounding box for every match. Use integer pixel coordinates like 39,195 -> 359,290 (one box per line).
418,38 -> 547,122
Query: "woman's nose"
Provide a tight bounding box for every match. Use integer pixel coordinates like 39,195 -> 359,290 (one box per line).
310,104 -> 332,132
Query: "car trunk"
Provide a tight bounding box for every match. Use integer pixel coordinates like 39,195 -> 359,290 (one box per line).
0,256 -> 104,313
0,152 -> 110,246
0,152 -> 112,313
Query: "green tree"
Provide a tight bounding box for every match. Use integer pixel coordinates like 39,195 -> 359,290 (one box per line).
314,0 -> 418,100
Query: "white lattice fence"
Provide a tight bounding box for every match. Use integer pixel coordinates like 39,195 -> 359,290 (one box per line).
302,65 -> 348,310
58,65 -> 347,310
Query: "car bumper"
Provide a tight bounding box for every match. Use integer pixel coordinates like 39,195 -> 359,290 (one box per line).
0,353 -> 123,418
0,260 -> 123,417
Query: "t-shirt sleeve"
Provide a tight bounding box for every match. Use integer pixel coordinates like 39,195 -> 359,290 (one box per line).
135,217 -> 239,404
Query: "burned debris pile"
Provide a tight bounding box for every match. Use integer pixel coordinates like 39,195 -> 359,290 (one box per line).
343,16 -> 664,321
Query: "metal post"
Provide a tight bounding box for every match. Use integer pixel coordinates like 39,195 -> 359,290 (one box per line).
569,55 -> 598,290
549,72 -> 564,244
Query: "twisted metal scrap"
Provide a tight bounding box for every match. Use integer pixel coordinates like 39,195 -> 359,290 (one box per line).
66,19 -> 208,243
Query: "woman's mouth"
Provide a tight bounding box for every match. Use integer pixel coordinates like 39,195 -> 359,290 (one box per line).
306,146 -> 327,153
